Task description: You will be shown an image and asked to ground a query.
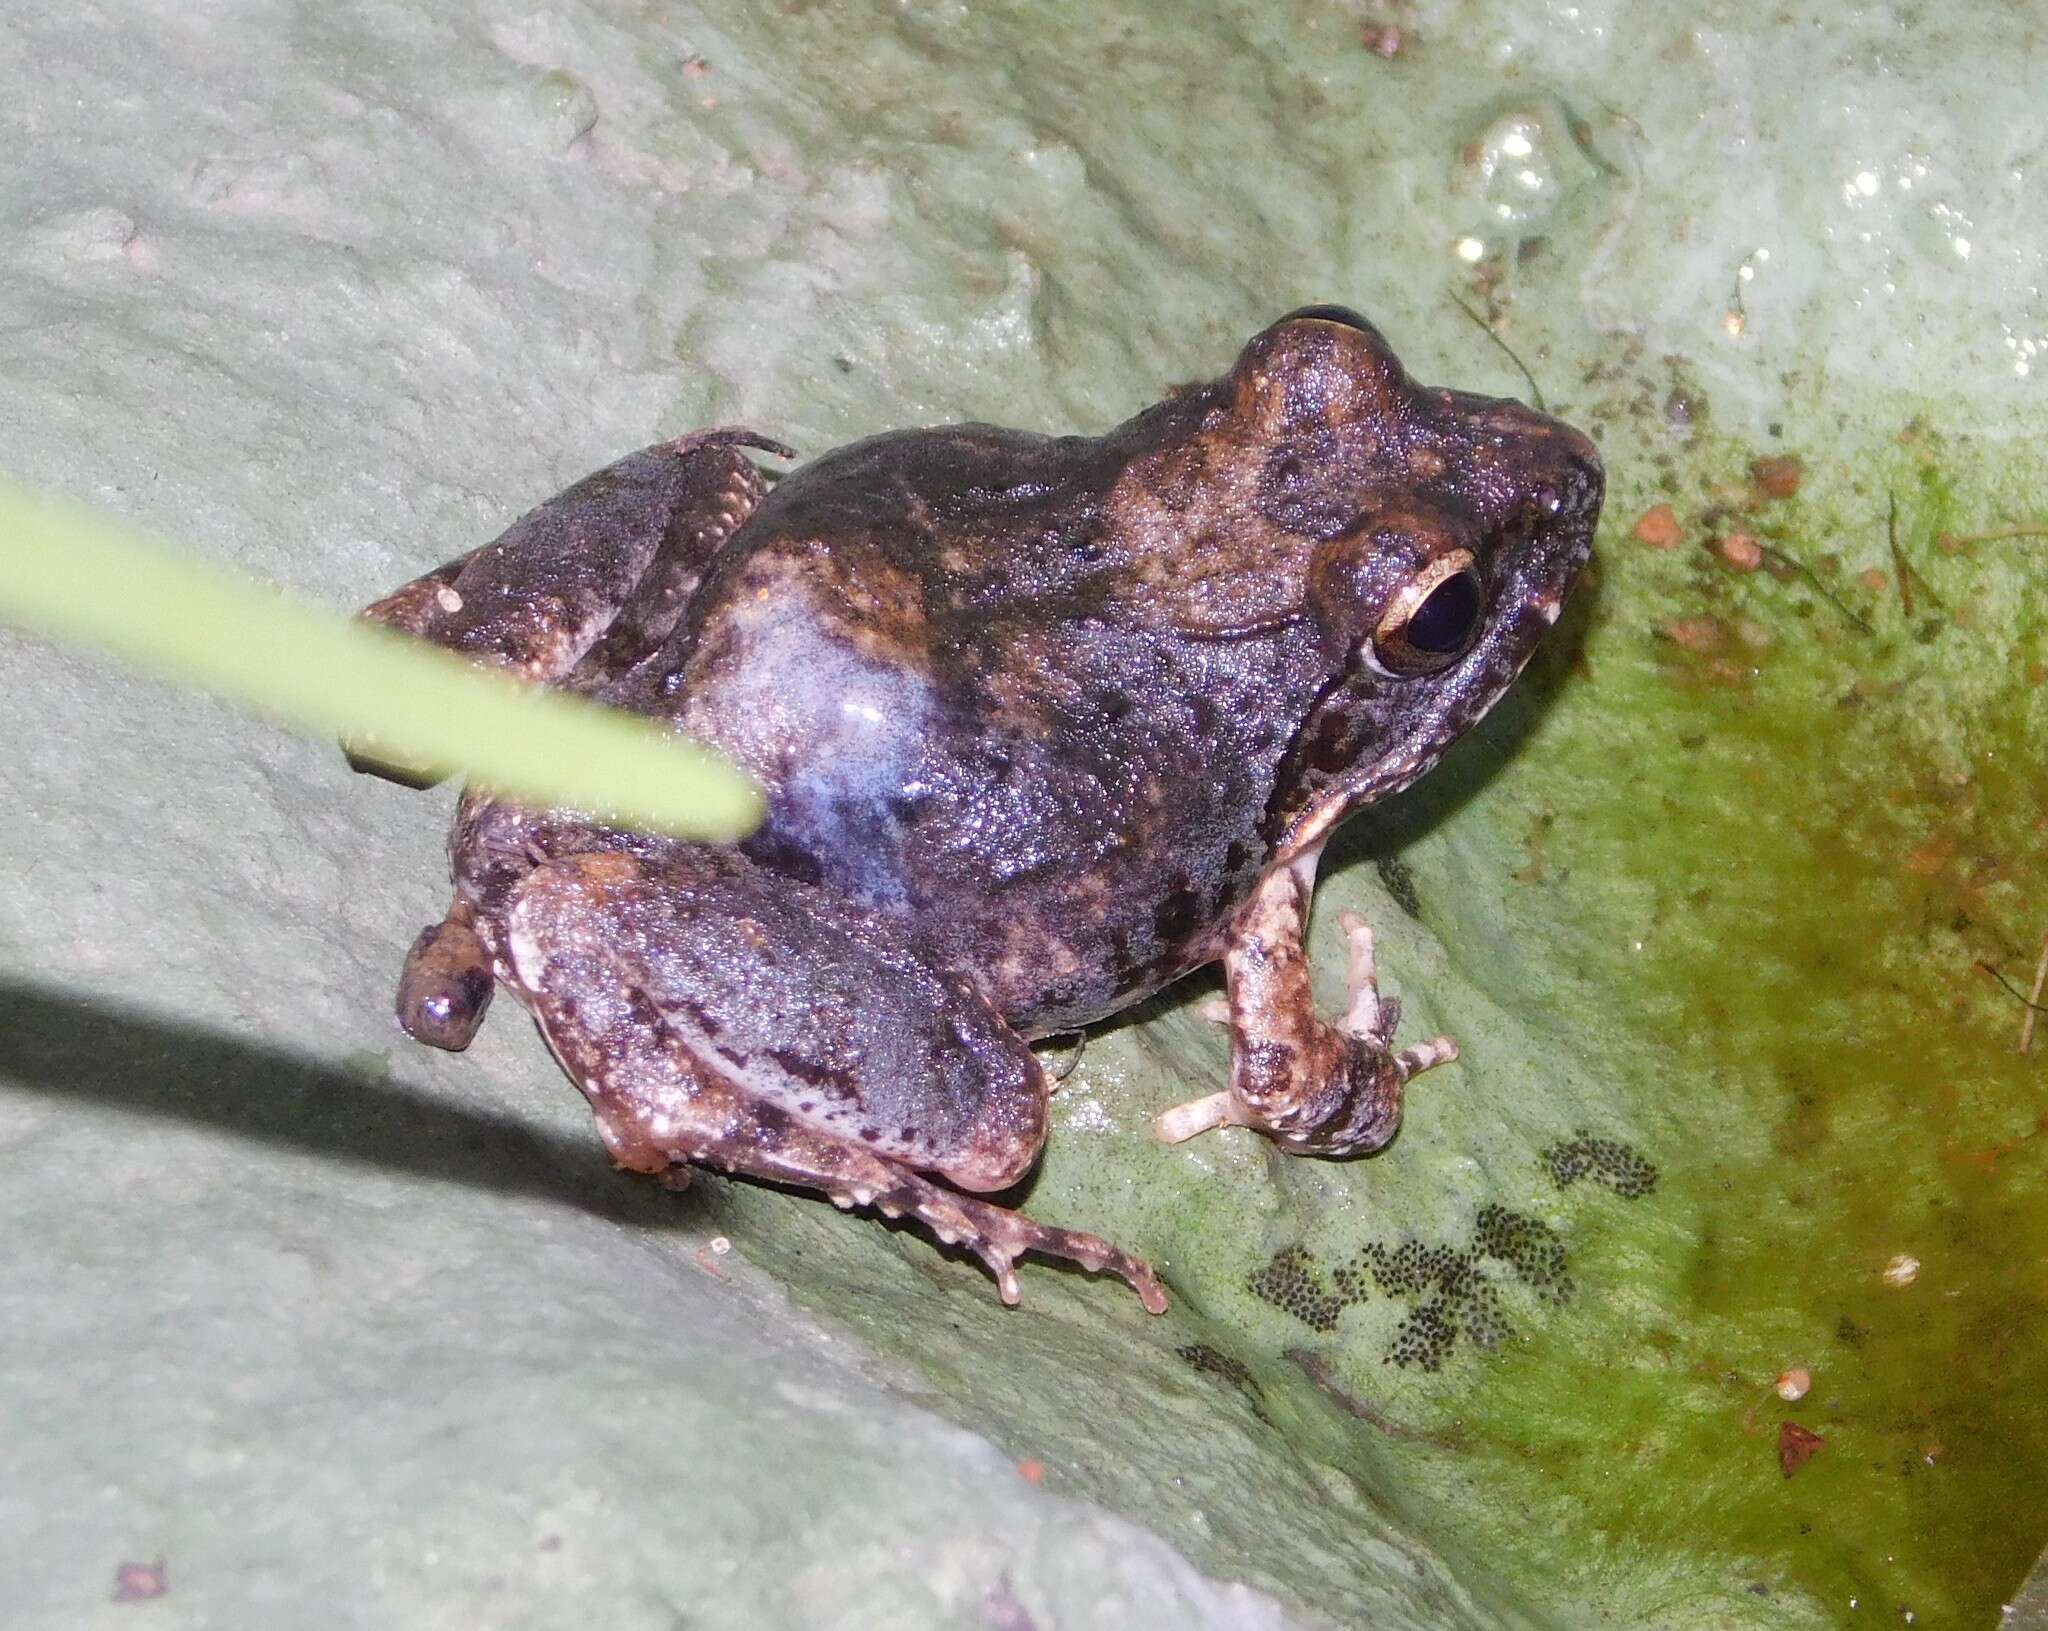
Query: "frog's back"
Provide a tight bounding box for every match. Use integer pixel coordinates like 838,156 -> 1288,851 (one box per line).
727,421 -> 1130,615
626,414 -> 1325,1031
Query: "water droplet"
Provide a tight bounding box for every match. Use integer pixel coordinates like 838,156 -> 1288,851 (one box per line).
529,69 -> 599,151
1447,93 -> 1608,261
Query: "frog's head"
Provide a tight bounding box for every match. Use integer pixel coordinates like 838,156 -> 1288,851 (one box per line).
1230,305 -> 1603,853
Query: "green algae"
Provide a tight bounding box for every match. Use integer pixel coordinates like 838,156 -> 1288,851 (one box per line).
1464,431 -> 2048,1625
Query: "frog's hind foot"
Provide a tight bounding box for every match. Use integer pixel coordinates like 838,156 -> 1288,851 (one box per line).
593,1057 -> 1168,1314
854,1169 -> 1167,1313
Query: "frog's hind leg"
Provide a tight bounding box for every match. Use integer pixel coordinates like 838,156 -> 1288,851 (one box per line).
360,427 -> 795,1040
348,427 -> 793,781
501,848 -> 1167,1314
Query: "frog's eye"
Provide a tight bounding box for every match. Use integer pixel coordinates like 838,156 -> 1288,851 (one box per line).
1369,550 -> 1483,676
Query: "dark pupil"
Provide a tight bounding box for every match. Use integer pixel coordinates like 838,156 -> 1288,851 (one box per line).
1405,572 -> 1481,655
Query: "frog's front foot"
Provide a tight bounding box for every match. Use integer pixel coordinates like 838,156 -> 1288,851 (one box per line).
1154,859 -> 1456,1155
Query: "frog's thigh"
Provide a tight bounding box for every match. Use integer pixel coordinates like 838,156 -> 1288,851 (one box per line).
503,850 -> 1165,1312
357,428 -> 792,687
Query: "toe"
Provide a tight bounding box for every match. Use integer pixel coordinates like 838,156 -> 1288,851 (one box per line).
1394,1036 -> 1460,1079
1154,1090 -> 1235,1144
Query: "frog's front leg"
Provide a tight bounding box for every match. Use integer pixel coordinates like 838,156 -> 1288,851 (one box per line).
502,849 -> 1167,1313
1153,848 -> 1457,1154
347,427 -> 793,781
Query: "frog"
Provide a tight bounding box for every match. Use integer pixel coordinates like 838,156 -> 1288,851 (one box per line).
347,305 -> 1602,1313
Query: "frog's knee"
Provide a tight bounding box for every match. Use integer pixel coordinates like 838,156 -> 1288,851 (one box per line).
396,914 -> 494,1050
939,1137 -> 1039,1194
934,1068 -> 1050,1194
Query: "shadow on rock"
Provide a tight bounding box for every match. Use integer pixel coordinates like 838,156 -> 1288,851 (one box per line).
0,978 -> 702,1231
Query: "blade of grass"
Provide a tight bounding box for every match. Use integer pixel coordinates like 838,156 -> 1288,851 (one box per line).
0,479 -> 763,840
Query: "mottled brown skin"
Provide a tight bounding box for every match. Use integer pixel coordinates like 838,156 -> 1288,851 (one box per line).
350,308 -> 1602,1311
